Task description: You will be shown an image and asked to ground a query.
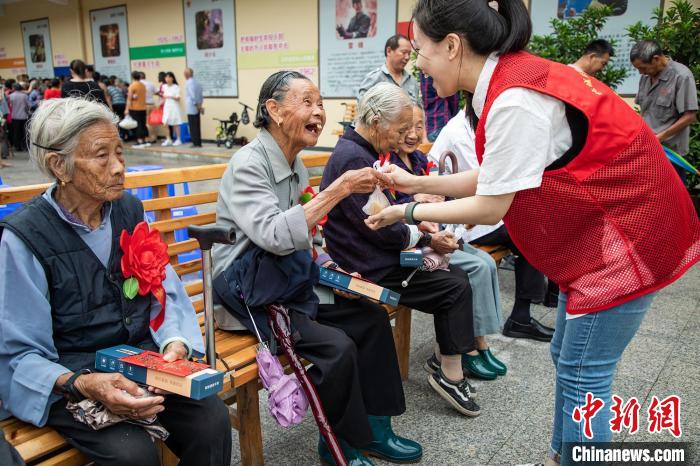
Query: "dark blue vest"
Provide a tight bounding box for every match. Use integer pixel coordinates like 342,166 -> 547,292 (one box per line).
0,192 -> 153,371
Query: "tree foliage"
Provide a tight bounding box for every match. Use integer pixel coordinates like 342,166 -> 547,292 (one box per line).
528,5 -> 628,89
628,0 -> 700,190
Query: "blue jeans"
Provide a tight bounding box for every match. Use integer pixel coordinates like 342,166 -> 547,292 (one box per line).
550,292 -> 655,465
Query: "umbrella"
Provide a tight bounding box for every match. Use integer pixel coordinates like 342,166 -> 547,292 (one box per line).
664,146 -> 699,175
242,299 -> 309,428
268,303 -> 348,466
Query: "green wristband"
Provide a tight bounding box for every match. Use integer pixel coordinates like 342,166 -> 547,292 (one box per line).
405,202 -> 421,225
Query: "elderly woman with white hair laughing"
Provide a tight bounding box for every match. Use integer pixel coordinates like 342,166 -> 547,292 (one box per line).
321,82 -> 479,419
0,98 -> 231,466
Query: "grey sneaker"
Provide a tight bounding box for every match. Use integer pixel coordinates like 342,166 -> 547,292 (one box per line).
423,354 -> 477,397
428,369 -> 481,417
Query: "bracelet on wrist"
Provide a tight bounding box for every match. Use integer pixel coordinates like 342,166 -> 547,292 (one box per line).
405,202 -> 422,225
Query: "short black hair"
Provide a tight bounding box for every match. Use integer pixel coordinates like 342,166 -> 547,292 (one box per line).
585,39 -> 614,57
131,70 -> 141,81
385,34 -> 409,57
630,40 -> 663,64
164,71 -> 178,85
352,0 -> 362,4
254,70 -> 310,129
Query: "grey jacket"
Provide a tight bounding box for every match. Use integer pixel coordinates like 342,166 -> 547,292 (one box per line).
213,128 -> 333,305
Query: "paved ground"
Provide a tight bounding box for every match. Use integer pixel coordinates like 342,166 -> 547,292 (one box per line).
2,146 -> 698,465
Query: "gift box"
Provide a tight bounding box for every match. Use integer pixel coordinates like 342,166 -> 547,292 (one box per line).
319,267 -> 401,306
400,248 -> 423,267
95,345 -> 224,399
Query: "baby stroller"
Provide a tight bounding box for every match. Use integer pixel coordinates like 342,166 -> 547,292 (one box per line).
214,102 -> 253,149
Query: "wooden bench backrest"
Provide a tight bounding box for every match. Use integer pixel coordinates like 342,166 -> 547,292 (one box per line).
0,153 -> 332,317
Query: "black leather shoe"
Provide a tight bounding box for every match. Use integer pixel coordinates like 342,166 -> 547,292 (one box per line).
503,317 -> 554,342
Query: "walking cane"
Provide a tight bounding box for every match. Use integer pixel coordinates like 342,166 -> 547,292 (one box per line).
187,225 -> 236,369
268,303 -> 348,466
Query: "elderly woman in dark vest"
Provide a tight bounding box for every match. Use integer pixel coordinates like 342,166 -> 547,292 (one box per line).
212,71 -> 421,465
0,98 -> 231,466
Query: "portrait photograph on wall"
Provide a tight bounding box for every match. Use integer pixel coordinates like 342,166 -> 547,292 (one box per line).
90,6 -> 130,81
184,0 -> 237,97
21,18 -> 53,78
99,23 -> 121,57
530,0 -> 662,95
320,0 -> 397,98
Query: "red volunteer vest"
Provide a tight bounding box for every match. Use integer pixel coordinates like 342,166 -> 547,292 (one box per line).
475,52 -> 699,313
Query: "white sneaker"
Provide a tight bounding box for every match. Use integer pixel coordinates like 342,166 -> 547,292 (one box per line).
133,143 -> 145,149
161,139 -> 173,147
143,142 -> 151,148
172,139 -> 182,146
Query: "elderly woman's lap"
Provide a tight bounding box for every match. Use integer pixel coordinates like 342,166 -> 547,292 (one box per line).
47,395 -> 231,466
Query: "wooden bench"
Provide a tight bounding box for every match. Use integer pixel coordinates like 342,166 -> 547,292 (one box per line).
0,153 -> 412,465
0,151 -> 508,465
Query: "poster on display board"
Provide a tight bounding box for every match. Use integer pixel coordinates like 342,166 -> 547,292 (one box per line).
90,5 -> 131,81
183,0 -> 238,97
21,18 -> 53,78
529,0 -> 663,95
319,0 -> 397,98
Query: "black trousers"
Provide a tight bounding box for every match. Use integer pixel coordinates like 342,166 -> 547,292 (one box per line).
292,296 -> 405,448
188,114 -> 202,146
130,110 -> 148,140
378,265 -> 474,355
473,225 -> 545,302
11,119 -> 27,151
46,394 -> 231,466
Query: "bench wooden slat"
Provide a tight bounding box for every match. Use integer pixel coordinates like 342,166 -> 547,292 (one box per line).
150,212 -> 216,234
185,281 -> 203,297
300,152 -> 332,168
173,259 -> 202,276
142,191 -> 218,212
125,164 -> 227,188
168,238 -> 199,257
35,448 -> 89,466
13,429 -> 68,462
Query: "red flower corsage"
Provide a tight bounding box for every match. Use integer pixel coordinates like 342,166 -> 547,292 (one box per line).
421,161 -> 437,176
300,186 -> 327,236
120,221 -> 170,331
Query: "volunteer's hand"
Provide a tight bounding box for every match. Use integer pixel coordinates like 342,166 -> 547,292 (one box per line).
74,373 -> 165,420
365,204 -> 406,230
340,167 -> 391,195
385,164 -> 420,194
430,230 -> 459,255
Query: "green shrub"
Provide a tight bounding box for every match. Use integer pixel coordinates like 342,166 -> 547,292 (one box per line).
628,0 -> 700,191
529,5 -> 628,89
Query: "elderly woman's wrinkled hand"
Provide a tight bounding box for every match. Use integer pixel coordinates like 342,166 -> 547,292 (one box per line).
74,372 -> 165,420
430,230 -> 459,255
364,204 -> 406,230
341,167 -> 391,194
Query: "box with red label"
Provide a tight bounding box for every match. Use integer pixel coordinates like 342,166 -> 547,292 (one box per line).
95,345 -> 223,399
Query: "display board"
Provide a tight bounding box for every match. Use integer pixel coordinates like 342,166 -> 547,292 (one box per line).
530,0 -> 663,95
21,18 -> 53,78
90,5 -> 131,81
319,0 -> 397,98
183,0 -> 238,97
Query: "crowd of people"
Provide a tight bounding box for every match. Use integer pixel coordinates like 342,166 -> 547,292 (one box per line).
0,0 -> 698,465
0,59 -> 205,162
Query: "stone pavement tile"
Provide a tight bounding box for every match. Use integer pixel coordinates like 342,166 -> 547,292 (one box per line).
616,333 -> 675,381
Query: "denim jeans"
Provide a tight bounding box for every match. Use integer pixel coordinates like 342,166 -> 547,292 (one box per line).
550,292 -> 655,465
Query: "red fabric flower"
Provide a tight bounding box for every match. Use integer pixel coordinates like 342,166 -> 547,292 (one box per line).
120,221 -> 169,331
300,186 -> 327,236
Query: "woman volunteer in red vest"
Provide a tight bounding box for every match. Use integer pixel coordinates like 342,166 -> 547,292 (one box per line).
365,1 -> 699,464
